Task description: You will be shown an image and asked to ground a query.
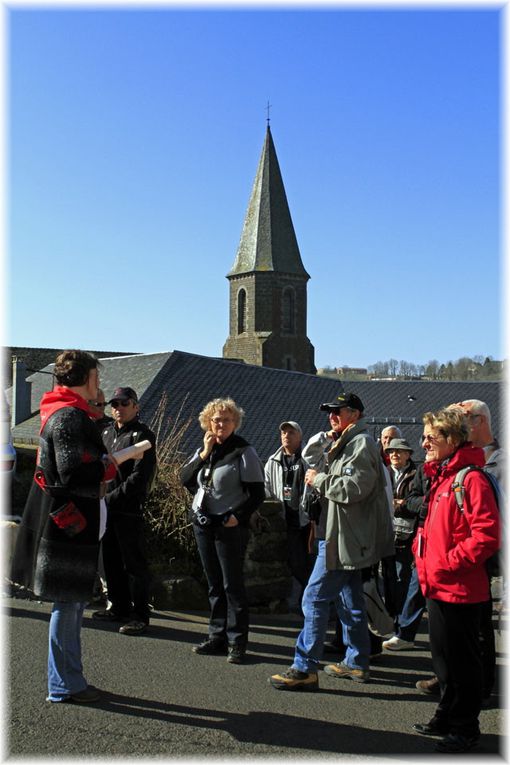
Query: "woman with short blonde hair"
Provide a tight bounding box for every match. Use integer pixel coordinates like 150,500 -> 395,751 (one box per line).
181,397 -> 264,664
422,408 -> 469,448
198,398 -> 244,432
412,407 -> 500,753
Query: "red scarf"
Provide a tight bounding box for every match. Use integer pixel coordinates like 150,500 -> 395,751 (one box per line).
39,386 -> 92,433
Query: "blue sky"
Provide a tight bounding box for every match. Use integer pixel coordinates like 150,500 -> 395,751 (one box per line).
6,4 -> 502,370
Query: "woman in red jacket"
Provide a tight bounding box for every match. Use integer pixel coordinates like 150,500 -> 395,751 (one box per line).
412,407 -> 500,753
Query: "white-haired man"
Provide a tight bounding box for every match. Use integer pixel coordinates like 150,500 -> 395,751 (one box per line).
379,425 -> 403,466
457,399 -> 503,482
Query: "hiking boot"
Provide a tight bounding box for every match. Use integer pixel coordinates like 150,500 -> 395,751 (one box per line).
415,676 -> 440,695
435,733 -> 479,753
382,636 -> 415,651
92,609 -> 129,623
227,645 -> 246,664
324,662 -> 369,683
269,667 -> 319,691
119,620 -> 148,635
192,638 -> 228,655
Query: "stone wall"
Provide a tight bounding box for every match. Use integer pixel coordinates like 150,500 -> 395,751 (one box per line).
151,500 -> 293,613
244,500 -> 292,611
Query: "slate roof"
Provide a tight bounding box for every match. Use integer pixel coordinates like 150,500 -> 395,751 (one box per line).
227,126 -> 309,278
9,352 -> 172,445
9,350 -> 502,462
343,380 -> 502,460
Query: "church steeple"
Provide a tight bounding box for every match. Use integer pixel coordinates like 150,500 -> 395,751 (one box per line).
223,126 -> 315,374
228,126 -> 310,279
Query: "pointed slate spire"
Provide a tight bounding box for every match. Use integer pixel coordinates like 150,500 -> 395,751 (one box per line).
228,126 -> 309,278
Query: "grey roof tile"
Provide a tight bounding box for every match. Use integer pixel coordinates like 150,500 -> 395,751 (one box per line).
10,350 -> 502,464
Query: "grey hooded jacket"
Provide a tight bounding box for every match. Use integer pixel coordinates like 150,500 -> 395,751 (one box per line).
264,446 -> 310,528
305,418 -> 395,571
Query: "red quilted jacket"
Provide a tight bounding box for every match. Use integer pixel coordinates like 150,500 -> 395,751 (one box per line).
413,443 -> 500,604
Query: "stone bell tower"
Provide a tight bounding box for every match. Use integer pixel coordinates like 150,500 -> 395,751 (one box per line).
223,126 -> 316,373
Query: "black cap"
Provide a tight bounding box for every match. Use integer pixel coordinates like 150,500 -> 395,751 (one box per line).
320,392 -> 364,414
109,386 -> 138,404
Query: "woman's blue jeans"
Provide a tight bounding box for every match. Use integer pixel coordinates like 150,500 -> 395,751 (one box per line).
47,601 -> 88,702
293,541 -> 370,673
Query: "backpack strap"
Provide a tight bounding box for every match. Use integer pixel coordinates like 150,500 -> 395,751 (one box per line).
451,466 -> 473,513
452,465 -> 501,515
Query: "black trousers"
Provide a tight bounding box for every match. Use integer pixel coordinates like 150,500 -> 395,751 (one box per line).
479,596 -> 496,696
194,522 -> 250,647
286,523 -> 316,593
101,514 -> 151,623
427,598 -> 483,738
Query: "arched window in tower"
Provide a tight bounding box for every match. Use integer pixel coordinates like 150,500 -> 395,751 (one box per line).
237,288 -> 247,334
282,287 -> 296,335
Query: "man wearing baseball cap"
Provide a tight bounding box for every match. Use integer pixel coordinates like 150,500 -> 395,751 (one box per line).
93,386 -> 156,635
265,421 -> 315,608
270,391 -> 394,691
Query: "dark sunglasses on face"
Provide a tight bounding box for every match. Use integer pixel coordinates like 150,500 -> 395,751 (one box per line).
88,401 -> 106,408
111,399 -> 132,408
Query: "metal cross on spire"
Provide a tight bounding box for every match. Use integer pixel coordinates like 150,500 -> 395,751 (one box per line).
266,100 -> 272,126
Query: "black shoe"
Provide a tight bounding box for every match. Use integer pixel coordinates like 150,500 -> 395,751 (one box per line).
412,721 -> 449,737
59,686 -> 101,704
192,638 -> 227,655
92,609 -> 129,622
435,733 -> 480,753
227,645 -> 246,664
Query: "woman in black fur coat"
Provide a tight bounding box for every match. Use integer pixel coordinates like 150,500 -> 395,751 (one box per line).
11,350 -> 116,704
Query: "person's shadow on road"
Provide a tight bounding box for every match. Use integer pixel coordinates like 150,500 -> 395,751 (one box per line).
92,691 -> 501,756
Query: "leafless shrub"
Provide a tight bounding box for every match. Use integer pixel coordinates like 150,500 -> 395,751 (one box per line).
144,393 -> 200,576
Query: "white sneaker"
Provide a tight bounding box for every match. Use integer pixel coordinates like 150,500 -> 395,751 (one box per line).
382,635 -> 414,651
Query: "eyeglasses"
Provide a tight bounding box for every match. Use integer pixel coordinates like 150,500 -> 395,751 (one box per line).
421,433 -> 445,445
211,417 -> 234,424
111,399 -> 132,408
88,401 -> 106,408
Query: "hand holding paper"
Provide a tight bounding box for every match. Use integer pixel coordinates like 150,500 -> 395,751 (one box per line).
109,440 -> 152,466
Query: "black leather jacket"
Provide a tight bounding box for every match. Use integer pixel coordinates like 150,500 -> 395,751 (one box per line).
102,418 -> 157,516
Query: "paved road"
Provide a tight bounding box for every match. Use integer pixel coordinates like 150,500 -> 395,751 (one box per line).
5,595 -> 505,759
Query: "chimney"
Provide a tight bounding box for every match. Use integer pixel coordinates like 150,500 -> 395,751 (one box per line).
11,357 -> 32,428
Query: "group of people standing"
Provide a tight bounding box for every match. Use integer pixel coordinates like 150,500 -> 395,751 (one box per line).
10,349 -> 502,756
180,391 -> 501,755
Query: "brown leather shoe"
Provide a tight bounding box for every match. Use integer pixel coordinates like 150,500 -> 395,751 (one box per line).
416,676 -> 440,695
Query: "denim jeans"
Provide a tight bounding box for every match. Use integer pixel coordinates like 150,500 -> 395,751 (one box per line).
395,553 -> 425,641
47,601 -> 88,702
292,540 -> 370,673
194,522 -> 250,647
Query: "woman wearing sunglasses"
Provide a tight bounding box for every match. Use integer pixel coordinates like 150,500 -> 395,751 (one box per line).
412,407 -> 500,754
